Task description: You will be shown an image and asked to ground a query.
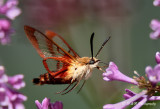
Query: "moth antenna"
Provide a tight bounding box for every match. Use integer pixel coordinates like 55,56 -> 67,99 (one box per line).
77,80 -> 86,94
95,36 -> 111,58
90,33 -> 94,60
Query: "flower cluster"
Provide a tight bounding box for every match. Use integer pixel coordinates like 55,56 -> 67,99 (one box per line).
0,0 -> 21,45
103,60 -> 160,109
150,0 -> 160,39
35,97 -> 63,109
0,65 -> 27,109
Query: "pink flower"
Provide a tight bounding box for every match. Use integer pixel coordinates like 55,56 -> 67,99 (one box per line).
35,97 -> 63,109
0,66 -> 27,109
153,0 -> 160,6
124,89 -> 160,101
103,90 -> 147,109
150,19 -> 160,39
103,62 -> 138,85
0,0 -> 21,20
0,0 -> 21,45
103,62 -> 160,109
0,19 -> 14,45
145,64 -> 160,84
155,52 -> 160,64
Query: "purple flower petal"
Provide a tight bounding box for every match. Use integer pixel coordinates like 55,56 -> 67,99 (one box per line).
0,19 -> 13,45
0,74 -> 8,84
0,87 -> 6,102
150,19 -> 160,30
8,74 -> 25,90
123,89 -> 160,101
103,90 -> 147,109
150,19 -> 160,39
149,96 -> 160,101
35,97 -> 50,109
17,94 -> 27,101
42,98 -> 50,109
132,98 -> 147,109
35,100 -> 43,109
103,62 -> 138,85
150,30 -> 160,39
0,19 -> 11,30
50,101 -> 63,109
6,0 -> 18,7
123,89 -> 146,103
0,66 -> 5,77
145,64 -> 160,83
0,0 -> 18,14
0,65 -> 26,109
35,98 -> 63,109
155,52 -> 160,64
123,89 -> 136,100
153,0 -> 160,6
0,0 -> 21,45
6,7 -> 21,20
14,103 -> 25,109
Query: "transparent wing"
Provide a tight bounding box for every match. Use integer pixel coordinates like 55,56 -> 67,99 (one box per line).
24,25 -> 79,59
24,25 -> 79,73
45,30 -> 80,58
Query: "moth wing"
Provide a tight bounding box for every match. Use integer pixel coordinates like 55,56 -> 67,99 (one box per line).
24,25 -> 79,73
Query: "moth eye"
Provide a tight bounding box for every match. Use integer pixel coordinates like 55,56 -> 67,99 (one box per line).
89,59 -> 95,64
75,68 -> 77,70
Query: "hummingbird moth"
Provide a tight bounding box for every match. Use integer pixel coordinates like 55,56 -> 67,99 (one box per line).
24,26 -> 110,95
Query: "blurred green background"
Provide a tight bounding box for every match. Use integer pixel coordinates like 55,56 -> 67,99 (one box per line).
0,0 -> 160,109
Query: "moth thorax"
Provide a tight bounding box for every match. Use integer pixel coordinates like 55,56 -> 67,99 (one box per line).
77,57 -> 99,65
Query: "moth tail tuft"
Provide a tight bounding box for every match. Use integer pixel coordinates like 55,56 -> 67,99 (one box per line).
33,78 -> 40,84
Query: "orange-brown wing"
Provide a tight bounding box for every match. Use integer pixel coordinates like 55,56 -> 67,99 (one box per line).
24,25 -> 79,59
24,25 -> 79,72
45,30 -> 79,58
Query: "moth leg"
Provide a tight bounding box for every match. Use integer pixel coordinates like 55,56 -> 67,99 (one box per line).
77,80 -> 86,94
61,81 -> 80,95
56,83 -> 72,94
62,74 -> 84,95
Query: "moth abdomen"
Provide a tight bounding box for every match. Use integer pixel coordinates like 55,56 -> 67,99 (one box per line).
33,73 -> 72,85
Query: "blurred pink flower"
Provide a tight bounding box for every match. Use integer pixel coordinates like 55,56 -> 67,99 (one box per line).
153,0 -> 160,6
0,0 -> 21,45
23,0 -> 84,29
0,0 -> 21,20
0,19 -> 14,45
155,52 -> 160,64
23,0 -> 134,29
150,19 -> 160,39
0,65 -> 27,109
